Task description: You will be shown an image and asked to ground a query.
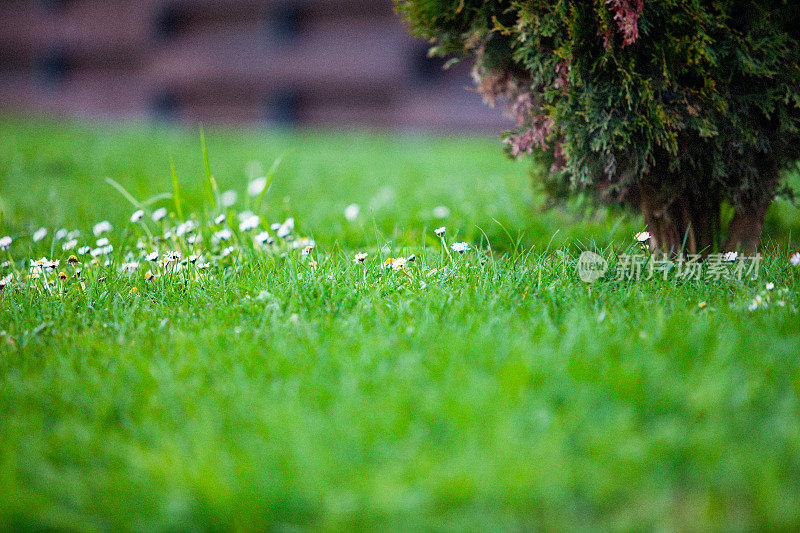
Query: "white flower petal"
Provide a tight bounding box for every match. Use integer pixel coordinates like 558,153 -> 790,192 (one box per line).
248,177 -> 267,197
344,203 -> 360,221
432,205 -> 450,219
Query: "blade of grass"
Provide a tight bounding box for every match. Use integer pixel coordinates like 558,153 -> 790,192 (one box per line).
200,127 -> 219,210
141,193 -> 173,207
106,177 -> 171,211
105,177 -> 143,210
169,157 -> 184,221
253,154 -> 284,212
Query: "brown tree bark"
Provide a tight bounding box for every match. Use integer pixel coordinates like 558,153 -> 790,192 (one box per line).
724,198 -> 771,255
639,187 -> 720,256
639,190 -> 772,257
722,164 -> 777,255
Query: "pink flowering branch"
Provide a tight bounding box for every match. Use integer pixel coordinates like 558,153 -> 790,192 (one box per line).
605,0 -> 644,48
505,115 -> 555,157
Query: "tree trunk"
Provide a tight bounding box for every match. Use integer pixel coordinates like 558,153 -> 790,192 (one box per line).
639,187 -> 720,256
639,189 -> 772,257
721,163 -> 778,254
724,198 -> 771,255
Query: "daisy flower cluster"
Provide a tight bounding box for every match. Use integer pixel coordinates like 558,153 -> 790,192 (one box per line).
747,282 -> 794,312
433,225 -> 471,255
0,200 -> 482,300
0,202 -> 316,297
346,224 -> 476,278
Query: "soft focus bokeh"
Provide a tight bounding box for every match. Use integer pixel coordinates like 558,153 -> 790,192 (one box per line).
0,0 -> 512,131
3,4 -> 800,530
1,120 -> 800,531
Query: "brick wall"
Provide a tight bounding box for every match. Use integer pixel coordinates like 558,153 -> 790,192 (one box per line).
0,0 -> 512,131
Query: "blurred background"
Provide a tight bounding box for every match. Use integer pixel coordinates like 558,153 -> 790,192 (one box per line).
0,0 -> 512,132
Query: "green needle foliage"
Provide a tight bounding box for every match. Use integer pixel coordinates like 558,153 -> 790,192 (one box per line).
397,0 -> 800,254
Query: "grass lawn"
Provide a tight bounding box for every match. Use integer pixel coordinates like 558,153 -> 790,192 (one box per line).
1,116 -> 800,530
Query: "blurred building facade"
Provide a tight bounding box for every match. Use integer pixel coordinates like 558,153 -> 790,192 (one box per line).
0,0 -> 512,131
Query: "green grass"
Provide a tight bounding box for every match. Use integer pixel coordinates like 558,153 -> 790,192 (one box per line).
1,116 -> 800,530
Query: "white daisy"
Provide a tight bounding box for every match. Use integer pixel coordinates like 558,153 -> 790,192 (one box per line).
248,177 -> 267,197
344,203 -> 360,221
353,252 -> 368,264
391,257 -> 408,270
146,251 -> 159,262
791,252 -> 800,266
152,208 -> 168,222
31,257 -> 59,270
635,231 -> 650,243
238,214 -> 260,232
435,226 -> 446,237
176,220 -> 196,237
32,227 -> 47,243
291,238 -> 314,250
748,294 -> 765,311
91,245 -> 113,257
723,251 -> 739,262
130,209 -> 145,223
276,218 -> 294,239
213,228 -> 232,242
766,282 -> 775,291
62,239 -> 78,251
78,246 -> 91,255
93,220 -> 113,237
255,231 -> 273,244
96,237 -> 110,247
0,236 -> 12,250
451,242 -> 470,254
214,213 -> 226,225
220,190 -> 237,207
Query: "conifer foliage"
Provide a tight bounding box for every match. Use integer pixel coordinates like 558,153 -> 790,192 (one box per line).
396,0 -> 800,254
